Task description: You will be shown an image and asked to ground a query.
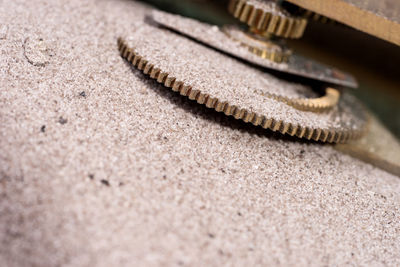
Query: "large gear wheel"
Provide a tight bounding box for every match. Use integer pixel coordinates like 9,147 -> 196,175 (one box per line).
228,0 -> 308,39
117,24 -> 368,143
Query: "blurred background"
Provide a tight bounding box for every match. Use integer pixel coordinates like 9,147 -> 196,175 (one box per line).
140,0 -> 400,139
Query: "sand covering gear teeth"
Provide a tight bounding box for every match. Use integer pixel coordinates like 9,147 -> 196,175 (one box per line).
117,24 -> 367,143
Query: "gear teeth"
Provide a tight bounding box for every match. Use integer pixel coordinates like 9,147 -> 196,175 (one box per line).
222,26 -> 292,63
281,3 -> 337,25
188,89 -> 200,100
172,81 -> 183,92
320,129 -> 329,142
296,127 -> 306,139
215,101 -> 226,112
312,129 -> 322,141
272,120 -> 282,132
299,8 -> 336,24
252,114 -> 263,126
196,93 -> 206,104
118,38 -> 366,143
242,110 -> 252,123
261,118 -> 272,129
150,68 -> 159,79
164,76 -> 175,87
132,55 -> 142,66
157,72 -> 168,84
137,59 -> 147,70
305,127 -> 313,140
334,132 -> 342,143
280,123 -> 290,135
143,63 -> 153,75
326,131 -> 334,143
233,107 -> 242,119
127,50 -> 135,62
206,96 -> 217,108
228,0 -> 307,39
287,124 -> 298,136
269,87 -> 340,113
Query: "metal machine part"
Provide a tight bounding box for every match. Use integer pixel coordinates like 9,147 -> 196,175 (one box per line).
122,0 -> 399,175
228,0 -> 308,39
222,25 -> 292,63
117,25 -> 368,143
151,10 -> 358,88
271,87 -> 341,112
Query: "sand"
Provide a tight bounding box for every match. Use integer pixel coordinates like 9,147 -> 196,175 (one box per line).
0,0 -> 399,266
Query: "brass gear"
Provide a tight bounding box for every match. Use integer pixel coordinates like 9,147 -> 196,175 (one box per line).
299,9 -> 336,24
222,25 -> 292,63
228,0 -> 308,39
281,2 -> 337,24
117,37 -> 366,143
268,87 -> 340,112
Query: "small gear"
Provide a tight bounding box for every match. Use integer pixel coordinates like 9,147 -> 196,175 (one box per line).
117,26 -> 367,143
299,9 -> 336,24
228,0 -> 308,39
281,2 -> 337,24
222,25 -> 292,63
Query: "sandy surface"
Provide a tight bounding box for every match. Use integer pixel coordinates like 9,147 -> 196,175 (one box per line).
0,0 -> 399,266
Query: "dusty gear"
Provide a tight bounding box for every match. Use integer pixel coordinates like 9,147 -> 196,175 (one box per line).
222,25 -> 292,63
150,10 -> 358,88
270,87 -> 341,112
228,0 -> 308,39
117,36 -> 367,143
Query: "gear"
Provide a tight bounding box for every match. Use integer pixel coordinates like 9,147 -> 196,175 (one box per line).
117,34 -> 367,143
281,2 -> 337,24
222,25 -> 292,63
228,0 -> 308,39
150,10 -> 358,88
269,87 -> 340,112
299,9 -> 336,24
